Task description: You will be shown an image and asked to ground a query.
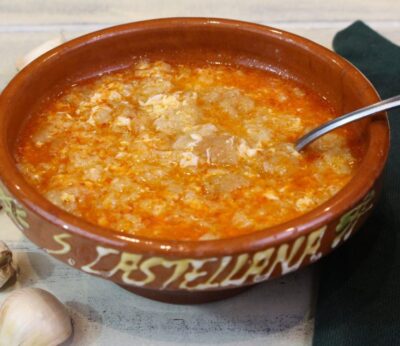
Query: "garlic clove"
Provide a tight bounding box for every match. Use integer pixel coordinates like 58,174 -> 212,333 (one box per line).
0,287 -> 72,346
0,241 -> 17,288
0,241 -> 12,268
0,264 -> 17,289
15,36 -> 66,71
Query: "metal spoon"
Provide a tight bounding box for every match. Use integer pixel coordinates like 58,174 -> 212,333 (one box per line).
295,95 -> 400,151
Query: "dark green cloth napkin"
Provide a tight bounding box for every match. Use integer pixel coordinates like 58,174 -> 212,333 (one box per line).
313,21 -> 400,345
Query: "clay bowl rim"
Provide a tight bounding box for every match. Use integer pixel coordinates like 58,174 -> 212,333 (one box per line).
0,17 -> 390,257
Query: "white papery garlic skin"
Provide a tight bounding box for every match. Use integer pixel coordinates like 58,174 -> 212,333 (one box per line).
15,36 -> 66,71
0,288 -> 72,346
0,241 -> 17,288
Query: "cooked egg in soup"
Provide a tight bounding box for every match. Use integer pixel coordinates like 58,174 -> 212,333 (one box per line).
16,60 -> 362,241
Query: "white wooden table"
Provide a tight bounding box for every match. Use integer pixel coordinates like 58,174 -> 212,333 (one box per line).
1,1 -> 399,345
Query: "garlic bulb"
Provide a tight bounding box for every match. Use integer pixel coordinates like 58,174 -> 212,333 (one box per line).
0,241 -> 17,288
0,288 -> 72,346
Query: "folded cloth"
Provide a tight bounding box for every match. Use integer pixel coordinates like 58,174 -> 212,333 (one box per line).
313,21 -> 400,345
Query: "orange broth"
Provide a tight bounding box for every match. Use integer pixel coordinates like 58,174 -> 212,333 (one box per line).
16,60 -> 362,241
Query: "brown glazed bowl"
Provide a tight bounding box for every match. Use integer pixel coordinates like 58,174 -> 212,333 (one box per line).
0,18 -> 389,304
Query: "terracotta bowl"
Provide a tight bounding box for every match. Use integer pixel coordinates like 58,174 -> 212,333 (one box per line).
0,18 -> 389,304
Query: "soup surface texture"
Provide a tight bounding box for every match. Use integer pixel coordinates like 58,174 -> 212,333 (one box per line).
17,60 -> 361,241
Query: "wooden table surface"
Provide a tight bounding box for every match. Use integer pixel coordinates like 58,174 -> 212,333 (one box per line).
0,1 -> 399,345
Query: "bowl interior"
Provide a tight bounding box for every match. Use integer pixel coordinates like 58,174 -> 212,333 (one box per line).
0,18 -> 389,256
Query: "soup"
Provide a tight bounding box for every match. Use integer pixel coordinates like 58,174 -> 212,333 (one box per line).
16,60 -> 362,241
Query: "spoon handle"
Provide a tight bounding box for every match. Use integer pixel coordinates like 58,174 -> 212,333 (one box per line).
295,94 -> 400,151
